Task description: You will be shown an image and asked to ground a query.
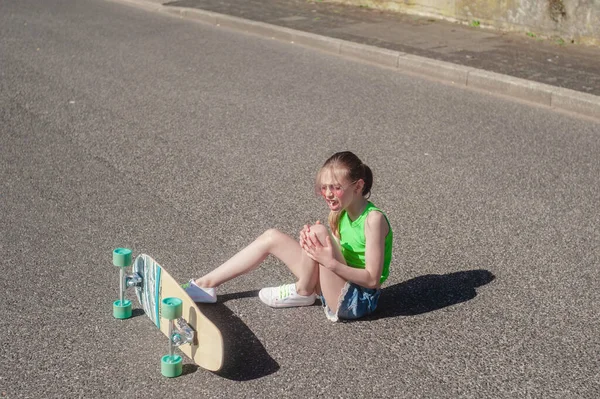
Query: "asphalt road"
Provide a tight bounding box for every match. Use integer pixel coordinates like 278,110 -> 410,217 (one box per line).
1,0 -> 599,397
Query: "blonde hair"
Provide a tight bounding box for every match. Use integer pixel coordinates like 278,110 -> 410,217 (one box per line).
316,152 -> 374,237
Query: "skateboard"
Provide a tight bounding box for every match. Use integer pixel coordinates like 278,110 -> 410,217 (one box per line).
112,248 -> 223,377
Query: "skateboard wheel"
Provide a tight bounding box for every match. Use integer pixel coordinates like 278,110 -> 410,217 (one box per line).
113,248 -> 132,267
161,355 -> 183,378
113,299 -> 132,319
161,297 -> 183,320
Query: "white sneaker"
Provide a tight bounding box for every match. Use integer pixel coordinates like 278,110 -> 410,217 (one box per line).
258,283 -> 316,308
181,280 -> 217,303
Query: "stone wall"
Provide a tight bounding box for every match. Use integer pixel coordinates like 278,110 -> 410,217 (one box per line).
333,0 -> 600,45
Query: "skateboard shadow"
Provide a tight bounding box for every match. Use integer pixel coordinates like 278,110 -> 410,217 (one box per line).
130,308 -> 146,318
181,363 -> 199,376
197,291 -> 280,381
366,269 -> 495,320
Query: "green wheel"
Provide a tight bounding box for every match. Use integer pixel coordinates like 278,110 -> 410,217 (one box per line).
161,355 -> 183,378
113,248 -> 132,268
161,297 -> 183,320
113,299 -> 132,319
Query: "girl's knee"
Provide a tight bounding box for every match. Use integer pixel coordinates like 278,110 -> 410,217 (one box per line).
309,223 -> 330,242
310,223 -> 344,264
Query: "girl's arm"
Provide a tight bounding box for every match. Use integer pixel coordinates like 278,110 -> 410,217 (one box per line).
303,211 -> 389,289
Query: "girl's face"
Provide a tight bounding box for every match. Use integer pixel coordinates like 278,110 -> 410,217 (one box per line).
318,168 -> 359,212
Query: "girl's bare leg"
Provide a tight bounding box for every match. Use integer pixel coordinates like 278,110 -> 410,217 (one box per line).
195,229 -> 319,296
305,224 -> 348,314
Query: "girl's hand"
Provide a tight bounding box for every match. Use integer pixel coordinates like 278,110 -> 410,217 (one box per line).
301,233 -> 336,270
299,220 -> 321,247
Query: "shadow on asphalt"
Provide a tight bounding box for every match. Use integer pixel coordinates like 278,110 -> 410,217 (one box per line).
195,271 -> 493,378
198,290 -> 280,381
130,308 -> 147,318
181,363 -> 199,376
369,269 -> 495,320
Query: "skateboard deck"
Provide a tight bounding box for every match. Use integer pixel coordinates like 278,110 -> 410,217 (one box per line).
133,254 -> 223,371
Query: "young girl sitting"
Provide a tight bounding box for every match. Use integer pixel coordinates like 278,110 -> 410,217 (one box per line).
183,151 -> 393,321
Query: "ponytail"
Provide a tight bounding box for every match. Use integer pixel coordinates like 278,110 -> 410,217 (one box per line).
328,211 -> 341,237
361,164 -> 373,198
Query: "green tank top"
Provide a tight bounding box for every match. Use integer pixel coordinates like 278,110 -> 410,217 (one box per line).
338,202 -> 393,284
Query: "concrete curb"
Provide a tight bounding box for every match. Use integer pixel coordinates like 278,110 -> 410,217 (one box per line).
117,0 -> 600,121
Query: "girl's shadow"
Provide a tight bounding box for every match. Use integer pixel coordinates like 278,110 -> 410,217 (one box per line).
369,269 -> 495,319
195,270 -> 494,379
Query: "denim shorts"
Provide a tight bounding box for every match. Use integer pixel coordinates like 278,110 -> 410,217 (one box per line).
318,282 -> 381,322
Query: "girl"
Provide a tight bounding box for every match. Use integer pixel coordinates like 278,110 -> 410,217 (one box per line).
183,151 -> 393,321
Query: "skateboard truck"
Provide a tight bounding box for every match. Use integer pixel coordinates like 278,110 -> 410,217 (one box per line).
172,317 -> 196,347
125,273 -> 142,288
